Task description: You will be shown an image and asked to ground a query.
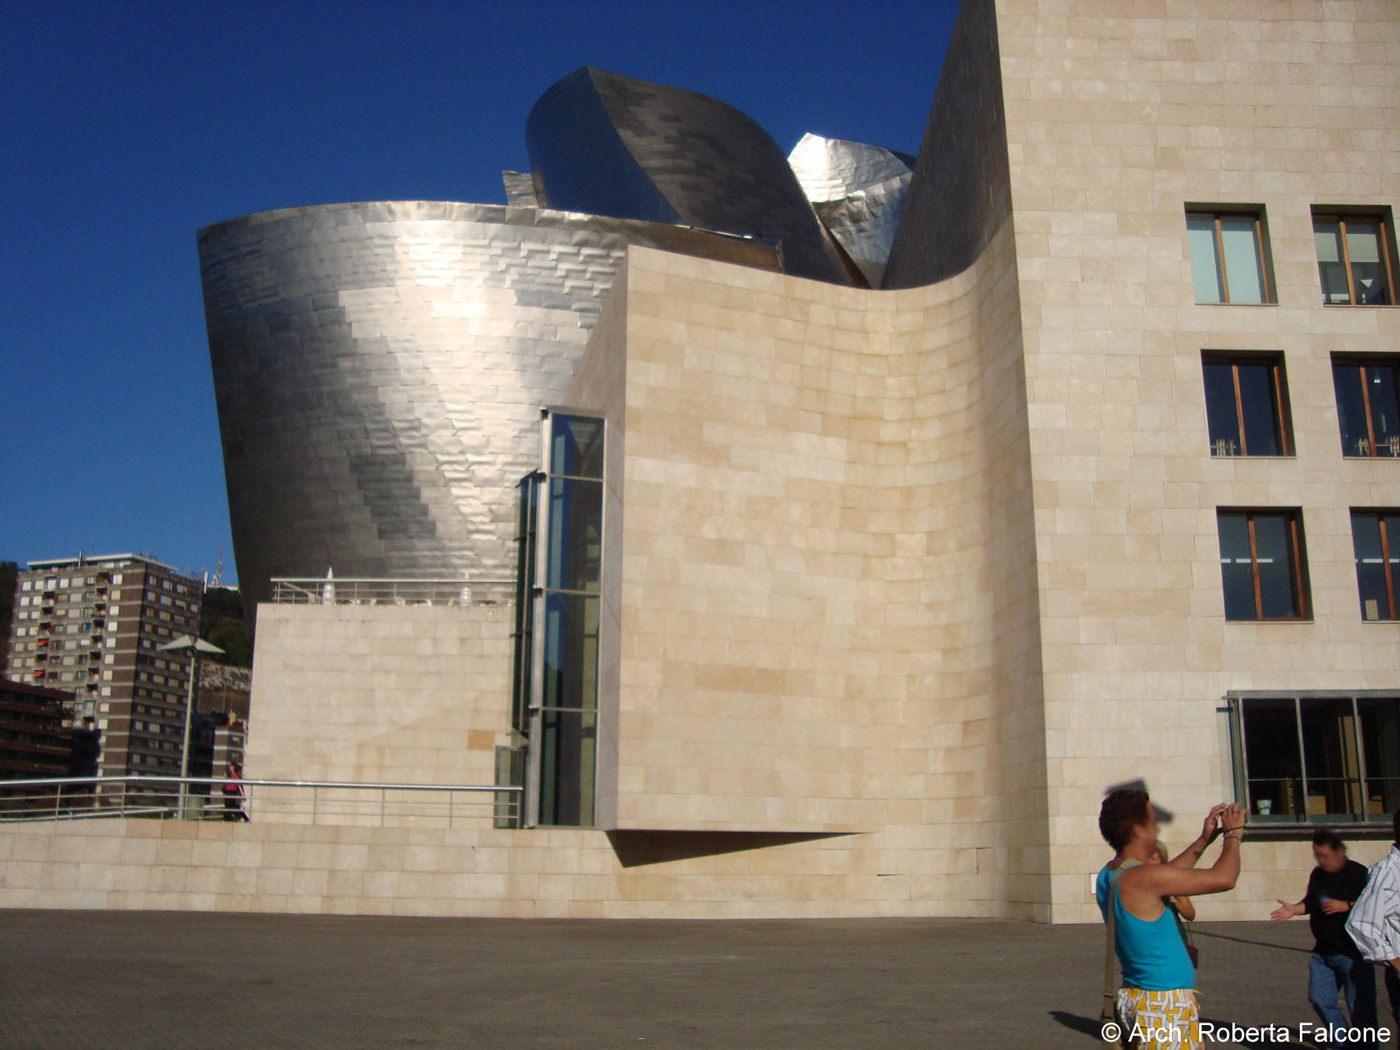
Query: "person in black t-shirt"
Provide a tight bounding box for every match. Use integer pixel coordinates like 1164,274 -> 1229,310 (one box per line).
1271,829 -> 1379,1047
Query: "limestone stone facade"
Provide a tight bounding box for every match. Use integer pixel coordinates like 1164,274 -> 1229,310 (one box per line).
4,0 -> 1397,924
245,604 -> 513,788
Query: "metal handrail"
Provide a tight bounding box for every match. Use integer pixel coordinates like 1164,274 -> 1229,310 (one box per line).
270,577 -> 516,606
0,775 -> 517,792
0,775 -> 522,829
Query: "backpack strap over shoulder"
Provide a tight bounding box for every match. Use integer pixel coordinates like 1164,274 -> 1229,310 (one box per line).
1101,860 -> 1140,1022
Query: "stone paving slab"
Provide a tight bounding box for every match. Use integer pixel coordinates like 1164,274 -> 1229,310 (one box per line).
0,911 -> 1391,1050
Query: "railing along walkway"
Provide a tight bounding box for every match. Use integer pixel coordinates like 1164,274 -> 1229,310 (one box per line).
0,775 -> 521,828
270,577 -> 515,606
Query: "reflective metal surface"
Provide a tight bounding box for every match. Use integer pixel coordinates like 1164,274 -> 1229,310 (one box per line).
526,67 -> 850,285
881,0 -> 1010,289
501,170 -> 542,207
788,133 -> 915,288
199,201 -> 779,615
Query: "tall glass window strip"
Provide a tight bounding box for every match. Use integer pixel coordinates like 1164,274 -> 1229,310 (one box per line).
1350,510 -> 1400,622
1186,210 -> 1273,304
1231,695 -> 1400,825
1313,211 -> 1397,306
510,476 -> 539,735
519,412 -> 604,828
1202,353 -> 1292,457
1332,356 -> 1400,458
1217,509 -> 1309,621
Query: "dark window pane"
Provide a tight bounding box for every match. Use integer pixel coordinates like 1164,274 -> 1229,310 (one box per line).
550,414 -> 604,478
1187,213 -> 1224,304
1243,699 -> 1304,819
1236,362 -> 1282,456
1315,219 -> 1352,304
1332,363 -> 1371,457
1218,513 -> 1257,620
1358,698 -> 1400,820
1351,513 -> 1391,621
537,709 -> 596,827
1220,215 -> 1266,303
1253,514 -> 1301,619
1346,220 -> 1391,305
1388,515 -> 1400,589
511,477 -> 539,733
1203,362 -> 1242,455
545,478 -> 602,592
540,592 -> 599,711
1369,364 -> 1400,457
1300,698 -> 1364,820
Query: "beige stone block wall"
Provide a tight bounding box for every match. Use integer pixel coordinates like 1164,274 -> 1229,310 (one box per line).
558,213 -> 1051,917
0,817 -> 1037,920
995,0 -> 1400,920
245,604 -> 513,788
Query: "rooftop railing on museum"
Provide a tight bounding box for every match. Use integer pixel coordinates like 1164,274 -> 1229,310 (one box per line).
0,776 -> 521,829
269,577 -> 515,606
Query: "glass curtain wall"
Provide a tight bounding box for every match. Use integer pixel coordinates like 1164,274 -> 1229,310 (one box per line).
511,412 -> 604,827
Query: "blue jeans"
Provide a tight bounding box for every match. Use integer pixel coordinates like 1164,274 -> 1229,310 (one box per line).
1309,952 -> 1378,1047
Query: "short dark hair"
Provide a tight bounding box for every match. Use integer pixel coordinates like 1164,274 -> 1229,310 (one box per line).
1312,828 -> 1346,851
1099,789 -> 1151,852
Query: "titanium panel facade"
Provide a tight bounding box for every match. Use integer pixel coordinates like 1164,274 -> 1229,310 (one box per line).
881,0 -> 1010,289
199,201 -> 777,615
788,133 -> 915,287
526,68 -> 850,285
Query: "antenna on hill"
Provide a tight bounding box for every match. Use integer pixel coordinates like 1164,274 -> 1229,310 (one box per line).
213,550 -> 224,588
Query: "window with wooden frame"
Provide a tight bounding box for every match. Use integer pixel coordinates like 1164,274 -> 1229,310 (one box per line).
1331,355 -> 1400,458
1217,509 -> 1310,621
1202,352 -> 1293,457
1186,207 -> 1275,304
1313,208 -> 1398,306
1350,510 -> 1400,622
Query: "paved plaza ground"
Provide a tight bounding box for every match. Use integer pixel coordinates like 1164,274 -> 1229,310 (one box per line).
0,910 -> 1392,1049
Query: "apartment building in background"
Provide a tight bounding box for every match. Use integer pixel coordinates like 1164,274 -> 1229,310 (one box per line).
4,555 -> 205,778
0,679 -> 78,793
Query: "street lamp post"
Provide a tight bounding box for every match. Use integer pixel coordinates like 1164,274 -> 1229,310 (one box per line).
158,634 -> 225,819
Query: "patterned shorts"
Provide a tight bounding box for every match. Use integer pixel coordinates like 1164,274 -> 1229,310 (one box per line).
1114,986 -> 1201,1050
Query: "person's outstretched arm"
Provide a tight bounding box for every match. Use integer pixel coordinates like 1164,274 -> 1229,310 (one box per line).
1272,869 -> 1313,921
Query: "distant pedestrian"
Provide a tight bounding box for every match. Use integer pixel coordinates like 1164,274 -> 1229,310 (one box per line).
1347,809 -> 1400,1048
1098,790 -> 1246,1050
1270,828 -> 1377,1047
222,761 -> 249,822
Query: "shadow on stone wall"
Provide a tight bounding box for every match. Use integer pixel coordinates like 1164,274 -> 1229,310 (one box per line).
606,830 -> 849,868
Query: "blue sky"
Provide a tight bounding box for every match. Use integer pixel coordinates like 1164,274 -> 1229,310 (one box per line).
0,0 -> 959,586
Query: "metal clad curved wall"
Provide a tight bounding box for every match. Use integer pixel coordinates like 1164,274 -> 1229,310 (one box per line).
881,0 -> 1010,289
788,133 -> 915,288
527,68 -> 849,285
525,69 -> 681,225
199,201 -> 779,614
